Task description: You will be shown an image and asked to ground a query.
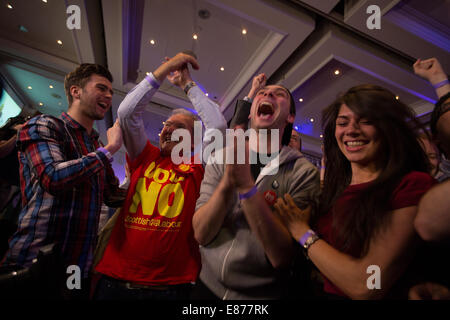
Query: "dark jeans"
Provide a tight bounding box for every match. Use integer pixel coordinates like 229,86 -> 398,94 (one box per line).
94,276 -> 192,300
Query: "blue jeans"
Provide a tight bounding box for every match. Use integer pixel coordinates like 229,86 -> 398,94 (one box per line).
94,276 -> 192,300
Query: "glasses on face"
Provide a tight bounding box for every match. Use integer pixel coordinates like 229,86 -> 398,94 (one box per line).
163,121 -> 187,130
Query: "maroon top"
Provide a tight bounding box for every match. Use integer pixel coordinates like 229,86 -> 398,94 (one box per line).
316,171 -> 436,297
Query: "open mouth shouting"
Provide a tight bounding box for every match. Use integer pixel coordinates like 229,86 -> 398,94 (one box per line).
257,101 -> 275,120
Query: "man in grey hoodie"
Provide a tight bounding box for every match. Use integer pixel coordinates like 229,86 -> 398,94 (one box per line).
192,84 -> 321,299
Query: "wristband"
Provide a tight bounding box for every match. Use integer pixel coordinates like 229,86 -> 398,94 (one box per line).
433,79 -> 449,89
97,147 -> 114,163
299,229 -> 319,250
243,96 -> 253,103
183,81 -> 197,95
238,185 -> 258,200
145,73 -> 160,89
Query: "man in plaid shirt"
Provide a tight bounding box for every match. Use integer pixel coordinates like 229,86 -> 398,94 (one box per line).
1,64 -> 126,298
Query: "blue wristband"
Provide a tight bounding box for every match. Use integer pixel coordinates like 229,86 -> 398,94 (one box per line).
97,147 -> 114,163
145,73 -> 161,89
433,79 -> 449,89
238,185 -> 258,200
299,230 -> 315,247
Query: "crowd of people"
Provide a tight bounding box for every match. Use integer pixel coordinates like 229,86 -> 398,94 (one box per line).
0,51 -> 448,300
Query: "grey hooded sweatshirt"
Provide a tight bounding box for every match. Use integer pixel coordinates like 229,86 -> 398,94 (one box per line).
195,146 -> 321,299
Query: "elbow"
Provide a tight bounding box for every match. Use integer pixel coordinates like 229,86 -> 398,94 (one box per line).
217,118 -> 227,131
117,104 -> 128,123
192,215 -> 212,246
414,215 -> 439,242
271,258 -> 291,271
268,246 -> 295,271
194,231 -> 209,246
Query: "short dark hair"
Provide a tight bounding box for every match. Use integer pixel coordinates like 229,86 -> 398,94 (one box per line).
64,63 -> 113,106
430,92 -> 450,137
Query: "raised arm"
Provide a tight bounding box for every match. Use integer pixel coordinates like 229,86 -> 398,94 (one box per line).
166,57 -> 227,150
229,73 -> 266,129
118,52 -> 200,160
413,58 -> 449,99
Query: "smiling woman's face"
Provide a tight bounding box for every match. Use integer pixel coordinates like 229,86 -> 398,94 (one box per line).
335,104 -> 381,167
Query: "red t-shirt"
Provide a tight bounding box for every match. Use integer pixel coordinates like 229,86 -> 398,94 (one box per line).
316,171 -> 436,297
95,141 -> 204,285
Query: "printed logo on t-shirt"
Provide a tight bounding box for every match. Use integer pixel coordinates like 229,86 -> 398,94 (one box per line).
126,161 -> 189,231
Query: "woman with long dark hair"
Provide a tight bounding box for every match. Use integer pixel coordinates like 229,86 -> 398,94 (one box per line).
275,84 -> 435,299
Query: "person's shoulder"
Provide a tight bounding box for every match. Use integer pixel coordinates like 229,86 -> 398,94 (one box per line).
390,171 -> 436,209
18,114 -> 65,142
400,171 -> 435,186
292,153 -> 319,173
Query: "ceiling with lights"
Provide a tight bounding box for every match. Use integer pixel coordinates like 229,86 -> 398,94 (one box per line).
0,0 -> 449,181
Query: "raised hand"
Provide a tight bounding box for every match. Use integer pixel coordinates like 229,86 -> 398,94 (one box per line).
248,73 -> 267,99
153,52 -> 199,83
105,119 -> 123,155
413,58 -> 446,85
167,69 -> 192,89
223,133 -> 254,193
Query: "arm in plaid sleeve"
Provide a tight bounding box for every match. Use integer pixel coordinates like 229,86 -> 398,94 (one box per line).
17,115 -> 111,195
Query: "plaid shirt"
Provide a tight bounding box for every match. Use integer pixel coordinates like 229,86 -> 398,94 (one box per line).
3,113 -> 126,277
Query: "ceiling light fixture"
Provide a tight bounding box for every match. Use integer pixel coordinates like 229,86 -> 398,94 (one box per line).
193,34 -> 198,40
205,93 -> 209,97
395,95 -> 399,100
39,102 -> 43,106
42,0 -> 48,3
334,69 -> 340,76
7,4 -> 13,9
320,134 -> 323,138
27,86 -> 32,90
299,98 -> 303,102
150,39 -> 155,45
49,85 -> 53,89
57,40 -> 63,45
242,29 -> 247,35
310,118 -> 314,122
220,67 -> 224,71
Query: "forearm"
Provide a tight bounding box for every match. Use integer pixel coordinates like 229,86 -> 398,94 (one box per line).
193,178 -> 235,245
415,180 -> 450,242
305,240 -> 379,299
240,192 -> 295,269
428,74 -> 449,99
118,75 -> 158,160
290,206 -> 419,299
36,148 -> 112,194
